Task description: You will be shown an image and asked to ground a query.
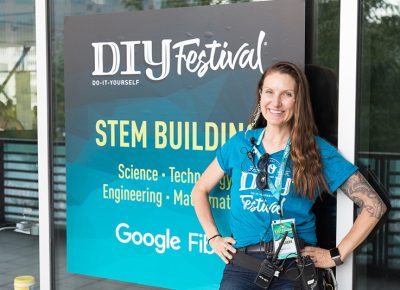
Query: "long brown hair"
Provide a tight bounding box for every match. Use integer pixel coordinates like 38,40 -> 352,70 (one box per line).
250,61 -> 329,199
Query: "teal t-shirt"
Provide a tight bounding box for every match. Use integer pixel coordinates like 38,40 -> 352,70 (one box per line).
216,128 -> 357,248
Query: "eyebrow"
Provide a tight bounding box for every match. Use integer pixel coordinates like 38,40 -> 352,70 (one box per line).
262,87 -> 295,92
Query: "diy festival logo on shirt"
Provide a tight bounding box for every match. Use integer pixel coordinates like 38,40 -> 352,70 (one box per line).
238,156 -> 292,214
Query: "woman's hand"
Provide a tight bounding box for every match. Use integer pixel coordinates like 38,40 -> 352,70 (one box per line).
301,246 -> 336,268
209,236 -> 237,264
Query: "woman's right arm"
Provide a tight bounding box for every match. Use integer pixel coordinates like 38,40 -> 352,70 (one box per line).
192,158 -> 236,263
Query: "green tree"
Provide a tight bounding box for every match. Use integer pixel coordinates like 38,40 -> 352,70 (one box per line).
359,2 -> 400,152
316,0 -> 400,153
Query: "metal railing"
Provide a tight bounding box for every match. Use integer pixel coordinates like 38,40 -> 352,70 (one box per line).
357,151 -> 400,273
0,139 -> 38,222
0,138 -> 66,225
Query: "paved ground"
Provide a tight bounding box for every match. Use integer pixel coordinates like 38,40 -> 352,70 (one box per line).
0,228 -> 162,290
1,227 -> 399,289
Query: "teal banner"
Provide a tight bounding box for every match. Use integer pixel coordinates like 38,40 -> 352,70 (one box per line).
64,1 -> 304,289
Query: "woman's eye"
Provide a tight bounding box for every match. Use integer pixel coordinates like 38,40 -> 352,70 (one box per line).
284,91 -> 293,97
265,90 -> 272,94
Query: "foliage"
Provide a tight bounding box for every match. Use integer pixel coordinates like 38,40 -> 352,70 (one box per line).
316,0 -> 340,74
315,0 -> 400,153
359,2 -> 400,152
52,41 -> 66,141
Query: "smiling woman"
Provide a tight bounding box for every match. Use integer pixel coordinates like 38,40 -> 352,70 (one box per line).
252,62 -> 327,199
191,61 -> 387,290
28,0 -> 398,289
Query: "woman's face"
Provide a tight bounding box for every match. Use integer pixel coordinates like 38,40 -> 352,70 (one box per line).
259,72 -> 296,129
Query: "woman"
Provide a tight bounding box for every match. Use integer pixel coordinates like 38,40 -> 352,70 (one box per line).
191,61 -> 386,289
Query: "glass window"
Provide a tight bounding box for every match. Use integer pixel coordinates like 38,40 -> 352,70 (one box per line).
355,0 -> 400,289
0,0 -> 38,289
0,0 -> 36,138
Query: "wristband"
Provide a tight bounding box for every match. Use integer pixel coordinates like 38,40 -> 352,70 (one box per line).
329,247 -> 344,266
207,234 -> 221,244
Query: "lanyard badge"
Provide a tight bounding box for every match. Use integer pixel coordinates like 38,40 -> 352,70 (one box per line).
272,218 -> 298,260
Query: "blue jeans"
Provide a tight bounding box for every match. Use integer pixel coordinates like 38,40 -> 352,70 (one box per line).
219,252 -> 301,290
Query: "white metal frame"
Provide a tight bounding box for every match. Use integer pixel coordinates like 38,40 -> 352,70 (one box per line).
337,0 -> 359,289
34,0 -> 359,289
36,0 -> 51,290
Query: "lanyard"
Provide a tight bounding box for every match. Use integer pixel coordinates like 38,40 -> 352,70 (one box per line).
268,138 -> 291,202
252,128 -> 291,202
252,128 -> 265,159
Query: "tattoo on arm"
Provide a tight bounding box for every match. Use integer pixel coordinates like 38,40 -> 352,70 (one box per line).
340,171 -> 386,219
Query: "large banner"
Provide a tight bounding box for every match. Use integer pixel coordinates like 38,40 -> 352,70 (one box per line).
64,1 -> 304,289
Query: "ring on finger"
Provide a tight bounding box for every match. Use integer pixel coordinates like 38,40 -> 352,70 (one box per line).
224,243 -> 229,251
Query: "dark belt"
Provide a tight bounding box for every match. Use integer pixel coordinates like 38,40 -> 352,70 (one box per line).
238,241 -> 274,253
238,238 -> 305,253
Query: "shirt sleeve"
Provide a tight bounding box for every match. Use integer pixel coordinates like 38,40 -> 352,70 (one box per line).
317,137 -> 358,193
216,132 -> 240,176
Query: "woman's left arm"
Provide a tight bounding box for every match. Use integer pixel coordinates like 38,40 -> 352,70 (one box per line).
302,171 -> 387,268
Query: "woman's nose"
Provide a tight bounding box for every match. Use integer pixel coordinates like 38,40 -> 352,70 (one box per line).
271,94 -> 282,107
